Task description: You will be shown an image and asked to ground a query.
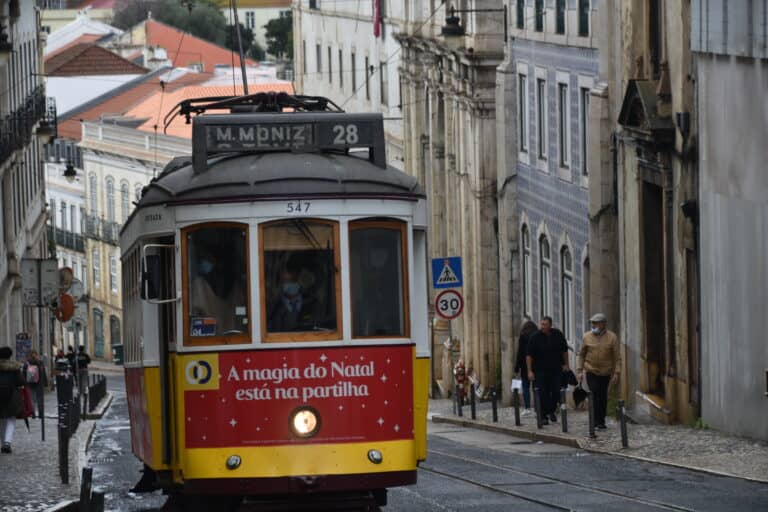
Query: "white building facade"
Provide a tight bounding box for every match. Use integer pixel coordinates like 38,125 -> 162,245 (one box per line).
0,0 -> 56,359
79,121 -> 190,360
292,0 -> 405,170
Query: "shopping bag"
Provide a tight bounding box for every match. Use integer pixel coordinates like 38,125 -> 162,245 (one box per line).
18,386 -> 34,419
572,383 -> 588,407
510,378 -> 523,392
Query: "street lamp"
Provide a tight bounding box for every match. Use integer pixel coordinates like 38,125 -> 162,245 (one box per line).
63,161 -> 77,183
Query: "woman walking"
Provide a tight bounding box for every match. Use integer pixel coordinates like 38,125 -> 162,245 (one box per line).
0,346 -> 24,453
23,350 -> 47,418
515,320 -> 538,416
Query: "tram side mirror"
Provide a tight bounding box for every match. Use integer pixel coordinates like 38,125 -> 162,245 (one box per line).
141,254 -> 161,300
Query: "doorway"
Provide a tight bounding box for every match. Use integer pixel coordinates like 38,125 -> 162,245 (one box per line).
642,182 -> 665,396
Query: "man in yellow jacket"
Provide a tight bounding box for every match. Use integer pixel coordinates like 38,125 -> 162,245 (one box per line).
577,313 -> 621,430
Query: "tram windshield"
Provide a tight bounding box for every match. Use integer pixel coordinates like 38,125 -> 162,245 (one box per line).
262,219 -> 340,339
349,220 -> 408,337
186,225 -> 249,340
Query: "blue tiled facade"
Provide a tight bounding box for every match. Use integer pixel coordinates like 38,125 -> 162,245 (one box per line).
512,39 -> 598,347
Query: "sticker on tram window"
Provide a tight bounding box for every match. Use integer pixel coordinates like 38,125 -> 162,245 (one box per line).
191,317 -> 217,336
286,201 -> 310,214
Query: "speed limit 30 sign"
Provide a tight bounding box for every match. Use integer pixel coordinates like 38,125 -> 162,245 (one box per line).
435,289 -> 464,320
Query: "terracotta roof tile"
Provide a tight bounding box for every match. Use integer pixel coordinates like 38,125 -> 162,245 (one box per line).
45,43 -> 147,76
146,19 -> 258,73
125,82 -> 295,139
58,69 -> 209,141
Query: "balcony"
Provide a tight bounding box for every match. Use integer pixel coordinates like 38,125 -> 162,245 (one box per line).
85,214 -> 121,246
1,86 -> 56,164
48,225 -> 86,253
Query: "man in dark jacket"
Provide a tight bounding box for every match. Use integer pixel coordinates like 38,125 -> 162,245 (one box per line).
0,346 -> 24,453
76,346 -> 91,397
515,320 -> 538,415
526,316 -> 570,425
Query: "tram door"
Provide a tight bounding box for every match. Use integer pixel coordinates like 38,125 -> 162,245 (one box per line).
143,237 -> 177,465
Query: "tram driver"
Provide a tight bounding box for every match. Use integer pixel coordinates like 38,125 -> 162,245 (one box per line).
267,266 -> 318,332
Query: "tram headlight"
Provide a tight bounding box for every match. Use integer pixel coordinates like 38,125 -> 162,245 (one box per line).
290,407 -> 320,438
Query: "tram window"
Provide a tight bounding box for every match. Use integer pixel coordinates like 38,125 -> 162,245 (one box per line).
349,220 -> 409,338
261,219 -> 341,341
184,224 -> 250,343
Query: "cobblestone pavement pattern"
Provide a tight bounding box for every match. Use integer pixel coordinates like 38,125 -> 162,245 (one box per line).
0,388 -> 89,511
430,397 -> 768,482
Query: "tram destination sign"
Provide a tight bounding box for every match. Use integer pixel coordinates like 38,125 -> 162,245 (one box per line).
192,112 -> 386,172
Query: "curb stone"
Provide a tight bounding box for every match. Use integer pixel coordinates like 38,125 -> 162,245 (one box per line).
430,415 -> 768,484
431,414 -> 583,449
86,392 -> 113,420
43,500 -> 78,512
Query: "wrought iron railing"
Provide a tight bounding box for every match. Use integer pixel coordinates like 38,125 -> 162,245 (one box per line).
48,225 -> 86,252
84,214 -> 121,246
0,86 -> 56,163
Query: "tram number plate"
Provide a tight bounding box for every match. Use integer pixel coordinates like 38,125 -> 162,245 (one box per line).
286,201 -> 310,213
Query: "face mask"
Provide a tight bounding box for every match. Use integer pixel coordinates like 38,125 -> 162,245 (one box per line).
591,327 -> 602,335
198,259 -> 214,275
283,282 -> 300,296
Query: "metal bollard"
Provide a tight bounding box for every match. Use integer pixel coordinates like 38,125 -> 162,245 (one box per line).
533,386 -> 543,429
79,467 -> 93,512
587,391 -> 597,438
560,388 -> 568,433
490,386 -> 498,423
618,399 -> 629,448
469,383 -> 477,420
455,385 -> 463,417
512,389 -> 521,426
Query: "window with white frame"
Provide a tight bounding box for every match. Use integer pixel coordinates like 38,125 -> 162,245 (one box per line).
351,52 -> 357,91
89,174 -> 97,213
539,235 -> 551,317
245,11 -> 255,29
110,256 -> 118,293
70,205 -> 76,234
60,201 -> 67,231
582,256 -> 590,331
338,49 -> 343,89
328,46 -> 332,83
558,82 -> 570,168
580,87 -> 590,176
120,181 -> 130,222
522,225 -> 532,318
536,78 -> 548,161
556,0 -> 566,34
516,0 -> 525,29
134,184 -> 142,202
316,44 -> 322,74
106,177 -> 115,222
302,40 -> 307,75
380,62 -> 388,106
365,56 -> 371,100
578,0 -> 590,36
518,74 -> 528,153
92,248 -> 101,288
49,198 -> 56,228
535,0 -> 544,32
561,246 -> 574,343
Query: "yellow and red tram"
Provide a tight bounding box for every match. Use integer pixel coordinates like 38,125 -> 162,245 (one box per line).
120,94 -> 429,510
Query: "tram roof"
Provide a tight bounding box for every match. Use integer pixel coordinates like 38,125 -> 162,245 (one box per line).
136,150 -> 423,210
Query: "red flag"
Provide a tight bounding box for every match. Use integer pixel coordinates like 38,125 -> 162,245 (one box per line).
373,0 -> 381,38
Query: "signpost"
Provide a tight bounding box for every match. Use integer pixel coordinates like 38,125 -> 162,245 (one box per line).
435,289 -> 464,320
431,257 -> 463,289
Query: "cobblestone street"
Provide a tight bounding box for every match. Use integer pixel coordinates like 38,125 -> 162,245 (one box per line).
0,388 -> 93,512
430,397 -> 768,482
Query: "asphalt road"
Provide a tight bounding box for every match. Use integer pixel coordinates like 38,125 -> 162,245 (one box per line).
89,375 -> 768,511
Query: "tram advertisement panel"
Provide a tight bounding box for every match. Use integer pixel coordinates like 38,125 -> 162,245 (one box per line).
182,345 -> 414,448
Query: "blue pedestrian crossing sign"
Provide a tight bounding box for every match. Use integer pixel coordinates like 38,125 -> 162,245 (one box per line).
431,257 -> 463,289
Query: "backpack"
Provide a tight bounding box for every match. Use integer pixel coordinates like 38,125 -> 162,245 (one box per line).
25,364 -> 40,384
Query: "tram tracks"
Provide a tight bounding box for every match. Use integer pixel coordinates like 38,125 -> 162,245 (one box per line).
423,448 -> 697,511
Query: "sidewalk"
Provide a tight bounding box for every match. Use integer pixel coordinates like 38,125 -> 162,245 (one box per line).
429,398 -> 768,483
0,389 -> 95,512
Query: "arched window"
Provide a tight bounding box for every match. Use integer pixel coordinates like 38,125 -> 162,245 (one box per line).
539,235 -> 551,317
88,173 -> 97,213
120,181 -> 130,222
521,225 -> 532,318
105,177 -> 115,222
561,246 -> 574,343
